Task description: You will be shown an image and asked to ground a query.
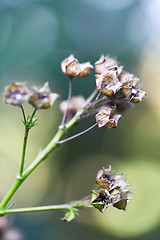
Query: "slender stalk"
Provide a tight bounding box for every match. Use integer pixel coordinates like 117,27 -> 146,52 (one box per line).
57,123 -> 97,144
18,109 -> 37,177
61,77 -> 73,126
20,105 -> 26,123
4,201 -> 92,214
18,129 -> 29,177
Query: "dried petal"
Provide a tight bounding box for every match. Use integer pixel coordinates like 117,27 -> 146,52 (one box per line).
29,82 -> 59,109
95,106 -> 121,129
78,62 -> 93,77
120,73 -> 146,102
95,55 -> 119,74
4,82 -> 30,106
95,69 -> 122,96
61,55 -> 93,77
96,168 -> 111,190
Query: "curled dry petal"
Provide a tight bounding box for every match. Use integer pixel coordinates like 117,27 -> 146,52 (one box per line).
29,82 -> 59,109
95,106 -> 121,129
60,95 -> 86,116
95,69 -> 122,96
4,82 -> 31,106
61,54 -> 93,77
94,55 -> 119,74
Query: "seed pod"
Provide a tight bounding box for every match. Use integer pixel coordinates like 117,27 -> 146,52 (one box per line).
29,82 -> 59,109
4,82 -> 30,106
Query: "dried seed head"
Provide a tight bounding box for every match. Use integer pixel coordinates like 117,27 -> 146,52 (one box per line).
4,82 -> 31,106
91,166 -> 131,212
120,73 -> 146,103
94,55 -> 119,74
61,54 -> 93,78
95,106 -> 121,129
60,95 -> 86,116
95,69 -> 122,96
29,82 -> 59,109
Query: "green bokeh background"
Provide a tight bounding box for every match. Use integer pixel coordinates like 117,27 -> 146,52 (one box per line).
0,0 -> 160,239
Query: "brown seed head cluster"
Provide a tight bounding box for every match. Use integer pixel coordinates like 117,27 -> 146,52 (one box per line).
94,55 -> 146,102
60,54 -> 146,128
91,166 -> 131,212
4,82 -> 58,110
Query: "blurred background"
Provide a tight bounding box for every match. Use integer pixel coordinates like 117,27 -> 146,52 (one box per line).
0,0 -> 160,239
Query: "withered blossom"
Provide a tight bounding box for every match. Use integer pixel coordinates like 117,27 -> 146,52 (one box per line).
95,106 -> 121,129
60,95 -> 86,116
94,55 -> 119,74
91,166 -> 131,212
61,54 -> 93,78
4,82 -> 31,106
29,82 -> 59,109
120,73 -> 146,103
95,68 -> 122,96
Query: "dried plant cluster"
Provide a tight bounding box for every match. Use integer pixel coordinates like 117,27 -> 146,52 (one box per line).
0,54 -> 145,223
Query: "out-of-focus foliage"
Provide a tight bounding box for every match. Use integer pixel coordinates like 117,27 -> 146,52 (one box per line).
0,0 -> 160,239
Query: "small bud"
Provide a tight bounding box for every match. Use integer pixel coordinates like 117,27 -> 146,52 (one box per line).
61,211 -> 76,222
4,82 -> 30,106
94,55 -> 119,74
95,69 -> 122,96
29,82 -> 59,109
61,54 -> 93,78
60,95 -> 86,116
95,106 -> 121,129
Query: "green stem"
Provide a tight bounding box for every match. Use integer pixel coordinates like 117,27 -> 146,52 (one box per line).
4,201 -> 92,214
19,109 -> 37,177
0,108 -> 84,212
19,128 -> 29,177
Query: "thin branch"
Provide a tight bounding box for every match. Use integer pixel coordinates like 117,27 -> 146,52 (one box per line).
61,77 -> 73,126
57,122 -> 97,144
20,105 -> 26,123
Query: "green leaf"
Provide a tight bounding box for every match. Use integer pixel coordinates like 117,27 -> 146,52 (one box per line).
61,211 -> 75,222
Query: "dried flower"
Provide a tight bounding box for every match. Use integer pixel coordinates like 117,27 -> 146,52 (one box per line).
4,82 -> 30,106
60,95 -> 86,116
91,166 -> 131,212
95,106 -> 121,129
29,82 -> 59,109
95,68 -> 122,96
61,54 -> 93,77
120,73 -> 146,103
94,55 -> 119,74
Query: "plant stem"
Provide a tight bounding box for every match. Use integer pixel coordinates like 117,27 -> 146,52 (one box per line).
61,77 -> 73,126
57,123 -> 97,144
4,201 -> 92,214
0,108 -> 84,212
20,105 -> 26,123
19,109 -> 37,177
18,128 -> 29,177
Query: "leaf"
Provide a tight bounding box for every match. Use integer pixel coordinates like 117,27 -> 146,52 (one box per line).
61,211 -> 75,222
